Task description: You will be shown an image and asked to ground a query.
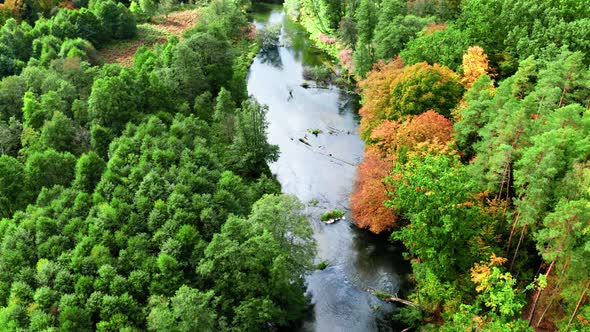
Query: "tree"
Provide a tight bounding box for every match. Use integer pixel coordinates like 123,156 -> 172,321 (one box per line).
0,117 -> 22,156
0,155 -> 27,218
369,110 -> 455,161
88,69 -> 139,132
93,0 -> 136,40
198,194 -> 315,329
25,149 -> 76,192
350,148 -> 397,233
461,46 -> 491,88
39,111 -> 77,153
139,0 -> 157,22
373,15 -> 433,61
387,155 -> 495,280
147,287 -> 216,332
228,99 -> 279,177
352,0 -> 378,76
359,60 -> 463,139
442,255 -> 532,330
400,25 -> 470,72
73,151 -> 106,192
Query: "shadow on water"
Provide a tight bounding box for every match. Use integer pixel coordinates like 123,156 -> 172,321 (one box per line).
247,4 -> 411,331
259,46 -> 283,69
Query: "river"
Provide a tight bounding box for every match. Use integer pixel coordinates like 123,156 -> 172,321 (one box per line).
247,5 -> 410,331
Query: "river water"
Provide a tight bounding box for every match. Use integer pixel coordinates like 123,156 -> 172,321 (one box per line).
247,5 -> 409,331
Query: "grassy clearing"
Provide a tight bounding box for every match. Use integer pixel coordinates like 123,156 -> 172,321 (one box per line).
98,8 -> 200,66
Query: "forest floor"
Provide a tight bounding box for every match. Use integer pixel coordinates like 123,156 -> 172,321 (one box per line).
98,8 -> 200,66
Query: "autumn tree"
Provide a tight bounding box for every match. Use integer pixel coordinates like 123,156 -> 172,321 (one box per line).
441,254 -> 531,330
371,110 -> 454,160
461,46 -> 491,88
359,59 -> 463,140
350,148 -> 397,233
358,57 -> 404,140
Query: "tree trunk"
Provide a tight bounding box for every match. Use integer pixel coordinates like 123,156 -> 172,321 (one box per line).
536,259 -> 570,327
565,280 -> 589,331
500,164 -> 511,232
528,258 -> 556,325
506,214 -> 519,256
510,223 -> 527,271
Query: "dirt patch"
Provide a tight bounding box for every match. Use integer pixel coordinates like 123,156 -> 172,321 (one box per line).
151,9 -> 200,37
99,8 -> 200,67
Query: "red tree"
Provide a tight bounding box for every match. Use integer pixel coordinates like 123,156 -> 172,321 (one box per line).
351,148 -> 398,234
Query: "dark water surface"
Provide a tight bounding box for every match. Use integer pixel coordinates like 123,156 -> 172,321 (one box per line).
247,5 -> 410,331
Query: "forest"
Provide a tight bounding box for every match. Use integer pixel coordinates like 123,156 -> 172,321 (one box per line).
0,0 -> 320,330
286,0 -> 589,330
0,0 -> 588,331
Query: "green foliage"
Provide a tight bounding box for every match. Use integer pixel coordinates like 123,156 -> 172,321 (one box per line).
93,0 -> 137,40
38,111 -> 78,153
88,68 -> 140,133
400,25 -> 470,72
25,149 -> 77,193
147,287 -> 216,331
320,209 -> 344,221
227,98 -> 279,177
373,15 -> 433,61
73,151 -> 106,192
0,156 -> 28,218
387,155 -> 496,280
198,194 -> 315,329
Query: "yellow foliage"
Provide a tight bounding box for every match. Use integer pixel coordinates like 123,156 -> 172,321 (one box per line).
462,46 -> 491,88
471,254 -> 508,293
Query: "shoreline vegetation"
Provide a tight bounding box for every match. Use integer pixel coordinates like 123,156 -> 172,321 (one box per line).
320,209 -> 345,223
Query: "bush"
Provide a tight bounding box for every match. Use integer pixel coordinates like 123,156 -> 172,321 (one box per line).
320,209 -> 344,221
302,65 -> 333,86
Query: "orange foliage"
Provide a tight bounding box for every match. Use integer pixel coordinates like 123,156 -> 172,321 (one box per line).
359,59 -> 462,140
370,110 -> 455,160
462,46 -> 491,88
424,22 -> 448,35
3,0 -> 25,19
358,57 -> 405,140
350,148 -> 398,234
59,1 -> 76,9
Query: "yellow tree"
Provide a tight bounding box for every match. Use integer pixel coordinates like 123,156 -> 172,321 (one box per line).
462,46 -> 491,88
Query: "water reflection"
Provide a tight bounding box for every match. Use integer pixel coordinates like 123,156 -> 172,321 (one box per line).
259,46 -> 283,69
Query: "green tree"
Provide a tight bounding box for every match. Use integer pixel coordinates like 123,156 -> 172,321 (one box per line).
25,149 -> 77,192
198,194 -> 315,330
0,117 -> 22,156
88,69 -> 139,132
352,0 -> 378,76
373,15 -> 433,61
39,111 -> 77,153
228,99 -> 279,177
387,155 -> 495,280
147,286 -> 216,332
0,155 -> 28,218
73,151 -> 106,192
400,25 -> 470,72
